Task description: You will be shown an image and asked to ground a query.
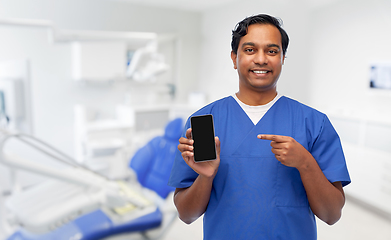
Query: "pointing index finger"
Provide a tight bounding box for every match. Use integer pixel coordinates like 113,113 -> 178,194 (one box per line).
257,134 -> 287,142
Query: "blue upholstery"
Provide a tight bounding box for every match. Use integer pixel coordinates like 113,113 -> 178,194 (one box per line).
130,118 -> 183,199
7,209 -> 162,240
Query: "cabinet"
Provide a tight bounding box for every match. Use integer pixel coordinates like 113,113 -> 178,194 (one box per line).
0,18 -> 168,82
72,41 -> 128,81
71,39 -> 170,82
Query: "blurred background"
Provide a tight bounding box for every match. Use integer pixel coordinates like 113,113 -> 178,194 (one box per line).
0,0 -> 390,239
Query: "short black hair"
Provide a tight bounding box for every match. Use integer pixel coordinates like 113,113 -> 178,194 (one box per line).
231,14 -> 289,55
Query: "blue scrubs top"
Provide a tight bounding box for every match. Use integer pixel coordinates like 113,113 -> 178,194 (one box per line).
168,96 -> 351,240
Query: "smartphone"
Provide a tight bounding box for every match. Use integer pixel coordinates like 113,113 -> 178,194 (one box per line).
190,114 -> 217,162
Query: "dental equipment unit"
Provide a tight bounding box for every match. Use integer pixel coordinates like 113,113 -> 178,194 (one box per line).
0,118 -> 182,240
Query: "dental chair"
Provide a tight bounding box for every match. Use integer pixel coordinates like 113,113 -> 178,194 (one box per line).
129,118 -> 182,199
1,117 -> 183,240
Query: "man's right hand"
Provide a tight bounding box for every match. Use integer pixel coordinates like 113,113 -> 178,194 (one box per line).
178,128 -> 221,179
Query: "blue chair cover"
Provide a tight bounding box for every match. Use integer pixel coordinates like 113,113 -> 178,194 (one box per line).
130,118 -> 183,198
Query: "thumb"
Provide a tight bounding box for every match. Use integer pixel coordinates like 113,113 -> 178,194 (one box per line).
215,136 -> 221,156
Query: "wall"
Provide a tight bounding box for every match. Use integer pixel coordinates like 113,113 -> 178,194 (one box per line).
308,0 -> 391,120
307,0 -> 391,214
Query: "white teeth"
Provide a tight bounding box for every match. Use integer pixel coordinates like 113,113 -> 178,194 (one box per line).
253,70 -> 268,74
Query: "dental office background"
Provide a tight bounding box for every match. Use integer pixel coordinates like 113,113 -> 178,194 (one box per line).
0,0 -> 391,239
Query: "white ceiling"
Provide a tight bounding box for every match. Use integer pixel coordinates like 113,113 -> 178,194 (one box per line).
110,0 -> 342,12
110,0 -> 247,12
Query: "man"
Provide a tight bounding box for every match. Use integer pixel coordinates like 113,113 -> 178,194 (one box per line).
168,14 -> 350,239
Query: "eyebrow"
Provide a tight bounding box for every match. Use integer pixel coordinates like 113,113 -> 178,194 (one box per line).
266,44 -> 281,50
241,42 -> 256,49
241,42 -> 281,50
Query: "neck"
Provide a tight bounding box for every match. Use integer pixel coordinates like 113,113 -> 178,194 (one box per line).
236,88 -> 277,106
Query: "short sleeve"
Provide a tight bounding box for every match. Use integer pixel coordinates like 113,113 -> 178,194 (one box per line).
311,115 -> 351,187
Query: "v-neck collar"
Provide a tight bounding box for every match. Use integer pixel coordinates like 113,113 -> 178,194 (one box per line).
224,96 -> 286,157
229,94 -> 283,126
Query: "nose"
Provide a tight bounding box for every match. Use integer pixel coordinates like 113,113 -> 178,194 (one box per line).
254,51 -> 268,65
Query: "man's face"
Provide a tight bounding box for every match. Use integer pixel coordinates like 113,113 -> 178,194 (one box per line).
231,24 -> 285,94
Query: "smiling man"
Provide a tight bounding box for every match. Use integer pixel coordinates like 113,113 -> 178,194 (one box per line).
232,23 -> 284,105
169,14 -> 351,240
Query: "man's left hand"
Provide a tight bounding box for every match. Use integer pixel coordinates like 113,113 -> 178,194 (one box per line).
258,134 -> 312,169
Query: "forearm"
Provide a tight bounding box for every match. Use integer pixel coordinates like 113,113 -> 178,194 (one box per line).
298,154 -> 345,225
174,175 -> 214,224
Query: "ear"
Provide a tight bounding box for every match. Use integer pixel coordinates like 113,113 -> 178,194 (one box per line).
282,54 -> 286,65
231,51 -> 237,69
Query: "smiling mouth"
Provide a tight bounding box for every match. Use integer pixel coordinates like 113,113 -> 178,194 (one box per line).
252,70 -> 270,74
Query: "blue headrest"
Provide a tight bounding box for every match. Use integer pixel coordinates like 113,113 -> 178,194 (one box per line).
164,118 -> 183,141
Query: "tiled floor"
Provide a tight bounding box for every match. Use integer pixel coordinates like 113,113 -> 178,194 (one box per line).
162,195 -> 391,240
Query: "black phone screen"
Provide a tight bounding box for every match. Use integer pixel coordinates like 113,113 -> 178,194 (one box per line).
190,114 -> 216,162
